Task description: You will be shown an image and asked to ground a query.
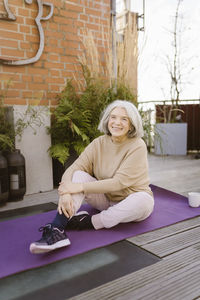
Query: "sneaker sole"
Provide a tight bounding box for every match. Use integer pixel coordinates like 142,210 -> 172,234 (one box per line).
30,238 -> 71,254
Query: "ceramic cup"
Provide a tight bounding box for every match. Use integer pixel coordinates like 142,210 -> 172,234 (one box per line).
188,192 -> 200,208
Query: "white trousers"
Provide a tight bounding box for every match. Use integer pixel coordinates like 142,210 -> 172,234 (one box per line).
71,170 -> 154,230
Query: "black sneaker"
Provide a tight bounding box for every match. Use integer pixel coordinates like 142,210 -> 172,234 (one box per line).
66,211 -> 93,230
29,224 -> 71,254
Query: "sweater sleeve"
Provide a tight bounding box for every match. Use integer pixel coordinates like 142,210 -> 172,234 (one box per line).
83,140 -> 148,194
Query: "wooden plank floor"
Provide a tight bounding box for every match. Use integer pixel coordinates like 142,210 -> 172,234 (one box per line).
68,155 -> 200,300
69,216 -> 200,300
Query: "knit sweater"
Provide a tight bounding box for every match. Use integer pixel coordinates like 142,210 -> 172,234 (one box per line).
62,135 -> 153,202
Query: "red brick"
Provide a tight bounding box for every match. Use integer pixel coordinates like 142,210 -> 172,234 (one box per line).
4,98 -> 27,105
22,75 -> 32,82
18,8 -> 30,17
20,41 -> 31,49
48,54 -> 60,61
65,3 -> 83,13
44,61 -> 63,69
45,46 -> 64,55
28,83 -> 48,90
12,82 -> 27,89
50,70 -> 60,77
60,24 -> 78,34
1,48 -> 25,58
85,8 -> 102,17
49,84 -> 61,91
6,90 -> 20,97
26,34 -> 39,43
49,23 -> 59,31
0,39 -> 18,48
0,30 -> 24,40
45,31 -> 63,39
46,77 -> 65,84
0,22 -> 18,31
22,91 -> 33,98
20,25 -> 31,34
33,76 -> 44,83
57,11 -> 78,20
65,48 -> 81,56
60,40 -> 79,49
80,14 -> 88,21
26,17 -> 36,26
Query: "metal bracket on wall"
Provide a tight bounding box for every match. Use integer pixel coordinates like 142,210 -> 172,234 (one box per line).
0,0 -> 54,65
0,0 -> 16,20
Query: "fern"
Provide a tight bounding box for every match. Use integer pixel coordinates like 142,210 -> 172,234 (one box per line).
48,143 -> 70,165
0,134 -> 14,151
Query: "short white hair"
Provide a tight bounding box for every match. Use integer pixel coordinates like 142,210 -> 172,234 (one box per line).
98,100 -> 144,138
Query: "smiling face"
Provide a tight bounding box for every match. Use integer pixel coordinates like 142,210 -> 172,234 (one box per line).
108,106 -> 131,143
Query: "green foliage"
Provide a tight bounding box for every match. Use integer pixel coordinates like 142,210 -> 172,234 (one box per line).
48,73 -> 138,165
48,81 -> 91,164
15,105 -> 47,142
0,94 -> 15,152
0,81 -> 46,152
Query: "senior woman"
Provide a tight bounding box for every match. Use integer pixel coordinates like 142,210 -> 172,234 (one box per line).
30,100 -> 154,254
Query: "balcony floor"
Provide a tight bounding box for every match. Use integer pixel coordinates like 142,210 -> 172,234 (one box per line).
0,154 -> 200,300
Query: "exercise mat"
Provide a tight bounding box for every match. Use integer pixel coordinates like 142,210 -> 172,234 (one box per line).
0,185 -> 199,279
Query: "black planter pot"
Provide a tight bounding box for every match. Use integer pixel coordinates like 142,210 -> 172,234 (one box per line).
0,151 -> 9,204
6,149 -> 26,201
52,151 -> 78,187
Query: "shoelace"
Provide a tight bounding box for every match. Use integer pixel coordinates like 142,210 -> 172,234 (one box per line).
38,225 -> 63,244
39,225 -> 52,239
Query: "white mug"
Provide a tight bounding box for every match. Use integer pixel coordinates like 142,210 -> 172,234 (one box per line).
188,192 -> 200,208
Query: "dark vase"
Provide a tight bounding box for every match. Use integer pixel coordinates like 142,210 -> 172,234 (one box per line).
0,151 -> 9,204
52,149 -> 78,187
6,149 -> 26,201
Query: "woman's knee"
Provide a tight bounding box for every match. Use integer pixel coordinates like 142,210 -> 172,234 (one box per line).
72,170 -> 95,183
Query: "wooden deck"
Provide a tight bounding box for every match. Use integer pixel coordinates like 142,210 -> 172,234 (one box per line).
69,216 -> 200,300
68,154 -> 200,300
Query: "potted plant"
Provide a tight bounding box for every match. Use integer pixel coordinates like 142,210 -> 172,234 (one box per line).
0,85 -> 47,201
154,103 -> 187,155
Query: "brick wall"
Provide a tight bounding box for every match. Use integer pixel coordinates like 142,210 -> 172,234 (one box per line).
0,0 -> 111,106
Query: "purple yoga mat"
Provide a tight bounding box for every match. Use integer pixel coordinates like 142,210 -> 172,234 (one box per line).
0,185 -> 200,279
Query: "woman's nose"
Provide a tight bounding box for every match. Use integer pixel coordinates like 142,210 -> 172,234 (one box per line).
114,118 -> 121,124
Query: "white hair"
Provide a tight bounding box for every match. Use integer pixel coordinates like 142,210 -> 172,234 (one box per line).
98,100 -> 144,138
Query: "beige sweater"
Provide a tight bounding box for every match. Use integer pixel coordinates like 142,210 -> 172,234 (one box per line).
62,135 -> 153,202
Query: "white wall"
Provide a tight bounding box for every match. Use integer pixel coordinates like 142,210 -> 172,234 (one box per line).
14,105 -> 53,195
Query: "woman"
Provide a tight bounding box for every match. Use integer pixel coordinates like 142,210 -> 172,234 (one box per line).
30,100 -> 154,254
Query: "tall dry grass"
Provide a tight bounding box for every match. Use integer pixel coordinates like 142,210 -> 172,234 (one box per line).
117,12 -> 138,95
77,26 -> 113,89
75,12 -> 138,95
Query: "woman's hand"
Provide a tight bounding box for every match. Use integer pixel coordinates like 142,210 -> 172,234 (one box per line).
58,193 -> 74,218
58,182 -> 83,195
